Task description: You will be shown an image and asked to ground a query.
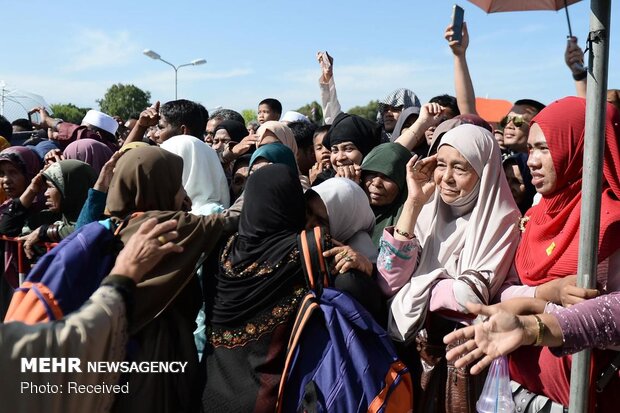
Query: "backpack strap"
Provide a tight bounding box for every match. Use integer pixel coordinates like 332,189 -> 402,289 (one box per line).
297,226 -> 333,294
276,291 -> 321,413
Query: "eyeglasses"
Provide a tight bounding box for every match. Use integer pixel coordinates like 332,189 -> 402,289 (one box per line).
500,115 -> 526,128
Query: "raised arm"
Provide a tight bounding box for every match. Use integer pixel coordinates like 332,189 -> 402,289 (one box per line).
445,22 -> 477,115
565,36 -> 587,98
317,51 -> 342,124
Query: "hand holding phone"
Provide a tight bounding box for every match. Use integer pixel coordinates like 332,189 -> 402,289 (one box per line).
451,4 -> 465,44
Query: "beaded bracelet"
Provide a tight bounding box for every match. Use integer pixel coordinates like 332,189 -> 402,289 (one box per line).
394,227 -> 415,240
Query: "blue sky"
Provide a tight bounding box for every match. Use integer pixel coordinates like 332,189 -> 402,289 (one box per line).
1,1 -> 618,117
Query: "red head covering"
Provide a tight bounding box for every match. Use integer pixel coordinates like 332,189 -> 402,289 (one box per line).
516,96 -> 620,285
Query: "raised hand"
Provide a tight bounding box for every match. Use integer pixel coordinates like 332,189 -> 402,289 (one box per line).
405,155 -> 437,208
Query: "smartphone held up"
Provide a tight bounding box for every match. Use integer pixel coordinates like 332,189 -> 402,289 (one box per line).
451,4 -> 465,44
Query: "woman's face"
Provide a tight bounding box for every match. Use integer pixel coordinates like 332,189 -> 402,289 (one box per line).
44,181 -> 62,212
526,123 -> 557,196
330,141 -> 363,167
212,129 -> 231,153
0,162 -> 27,199
434,145 -> 479,204
305,192 -> 329,230
250,158 -> 270,174
504,162 -> 526,205
362,172 -> 400,207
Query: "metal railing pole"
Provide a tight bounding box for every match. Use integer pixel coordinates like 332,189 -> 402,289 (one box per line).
568,0 -> 611,412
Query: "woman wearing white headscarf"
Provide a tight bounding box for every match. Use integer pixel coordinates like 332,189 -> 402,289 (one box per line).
377,124 -> 520,342
160,134 -> 230,216
306,177 -> 384,319
307,177 -> 377,262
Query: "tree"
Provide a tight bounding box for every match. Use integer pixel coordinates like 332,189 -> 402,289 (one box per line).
241,109 -> 257,124
49,103 -> 90,124
296,101 -> 323,124
97,84 -> 151,120
347,100 -> 380,122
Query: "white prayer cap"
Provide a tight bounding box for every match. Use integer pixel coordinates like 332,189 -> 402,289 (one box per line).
280,111 -> 310,124
82,110 -> 119,135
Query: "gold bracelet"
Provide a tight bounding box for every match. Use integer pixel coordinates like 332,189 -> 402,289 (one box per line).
394,227 -> 415,240
533,315 -> 545,346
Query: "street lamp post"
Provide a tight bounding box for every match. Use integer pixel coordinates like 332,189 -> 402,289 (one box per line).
143,49 -> 206,100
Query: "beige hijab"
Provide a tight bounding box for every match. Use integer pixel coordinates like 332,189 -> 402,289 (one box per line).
256,121 -> 298,157
388,124 -> 520,342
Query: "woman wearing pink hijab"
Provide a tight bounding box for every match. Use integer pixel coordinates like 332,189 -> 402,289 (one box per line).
63,138 -> 113,174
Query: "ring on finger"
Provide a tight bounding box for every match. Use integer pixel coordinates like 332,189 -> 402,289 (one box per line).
344,256 -> 353,262
157,235 -> 167,245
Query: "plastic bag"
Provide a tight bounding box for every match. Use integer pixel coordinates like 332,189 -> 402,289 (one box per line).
476,356 -> 515,413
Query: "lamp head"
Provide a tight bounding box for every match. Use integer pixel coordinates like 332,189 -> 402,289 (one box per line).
192,59 -> 207,66
143,49 -> 161,60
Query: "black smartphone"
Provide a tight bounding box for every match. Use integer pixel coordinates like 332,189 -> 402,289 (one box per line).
29,111 -> 41,125
451,4 -> 465,43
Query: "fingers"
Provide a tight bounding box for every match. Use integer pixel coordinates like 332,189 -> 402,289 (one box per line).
444,325 -> 473,345
469,354 -> 495,375
144,218 -> 179,239
465,302 -> 497,318
323,245 -> 345,257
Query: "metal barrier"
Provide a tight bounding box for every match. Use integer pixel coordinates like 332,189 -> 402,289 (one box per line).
0,235 -> 57,285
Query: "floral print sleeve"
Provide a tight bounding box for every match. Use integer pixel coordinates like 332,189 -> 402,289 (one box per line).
376,226 -> 421,297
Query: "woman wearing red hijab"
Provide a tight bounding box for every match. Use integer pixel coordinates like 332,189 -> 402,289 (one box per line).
508,96 -> 620,411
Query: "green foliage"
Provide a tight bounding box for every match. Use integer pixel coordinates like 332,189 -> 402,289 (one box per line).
347,100 -> 381,122
49,103 -> 90,124
241,109 -> 257,124
296,101 -> 323,124
96,83 -> 151,120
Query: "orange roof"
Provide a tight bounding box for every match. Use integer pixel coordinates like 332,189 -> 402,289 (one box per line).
475,97 -> 513,124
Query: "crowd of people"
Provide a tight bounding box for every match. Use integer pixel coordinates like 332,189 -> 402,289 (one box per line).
0,20 -> 619,413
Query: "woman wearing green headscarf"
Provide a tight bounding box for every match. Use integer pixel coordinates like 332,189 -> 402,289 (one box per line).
361,143 -> 412,246
20,159 -> 97,258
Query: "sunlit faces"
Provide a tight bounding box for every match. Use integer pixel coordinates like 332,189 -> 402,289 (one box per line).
155,115 -> 182,144
204,118 -> 221,145
434,145 -> 479,204
362,172 -> 400,207
313,131 -> 331,167
502,105 -> 535,153
305,191 -> 329,230
504,162 -> 526,205
526,123 -> 557,196
382,105 -> 403,133
257,104 -> 279,124
330,142 -> 363,167
0,162 -> 27,199
212,129 -> 231,153
44,181 -> 62,212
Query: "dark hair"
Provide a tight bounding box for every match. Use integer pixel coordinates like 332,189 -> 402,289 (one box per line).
514,99 -> 546,114
313,125 -> 330,140
259,98 -> 282,116
288,121 -> 317,150
208,108 -> 245,125
11,118 -> 33,132
196,103 -> 209,132
160,99 -> 203,138
429,94 -> 460,116
0,115 -> 13,140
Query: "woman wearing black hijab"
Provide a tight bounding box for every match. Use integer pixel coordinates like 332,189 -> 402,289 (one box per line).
314,112 -> 380,185
202,164 -> 307,413
502,151 -> 536,215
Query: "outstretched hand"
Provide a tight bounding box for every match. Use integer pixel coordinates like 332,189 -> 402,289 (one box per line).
444,302 -> 531,375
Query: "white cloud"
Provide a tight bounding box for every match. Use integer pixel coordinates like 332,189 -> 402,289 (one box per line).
62,30 -> 139,72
